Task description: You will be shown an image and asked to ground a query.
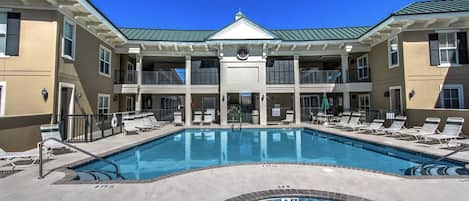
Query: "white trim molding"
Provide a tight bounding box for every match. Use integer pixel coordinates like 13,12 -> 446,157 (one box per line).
0,81 -> 6,116
389,85 -> 403,114
62,17 -> 76,61
98,45 -> 112,78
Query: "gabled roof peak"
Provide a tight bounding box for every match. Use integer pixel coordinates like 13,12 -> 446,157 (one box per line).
235,10 -> 246,21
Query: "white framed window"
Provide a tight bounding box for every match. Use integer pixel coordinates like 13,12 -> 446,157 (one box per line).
357,54 -> 369,80
99,45 -> 111,77
126,96 -> 135,112
62,18 -> 76,60
388,36 -> 399,68
0,81 -> 6,116
358,94 -> 370,112
98,94 -> 110,115
0,12 -> 7,56
439,84 -> 464,109
438,32 -> 459,66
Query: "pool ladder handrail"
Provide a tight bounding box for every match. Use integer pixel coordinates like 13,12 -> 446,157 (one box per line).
37,138 -> 124,180
416,145 -> 469,169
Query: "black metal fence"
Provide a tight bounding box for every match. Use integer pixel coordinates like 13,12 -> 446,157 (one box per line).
57,113 -> 126,143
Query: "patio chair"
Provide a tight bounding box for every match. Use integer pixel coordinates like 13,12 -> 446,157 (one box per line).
0,147 -> 48,170
143,113 -> 160,129
357,119 -> 385,133
173,112 -> 184,126
122,116 -> 139,135
202,113 -> 213,125
342,112 -> 363,130
282,110 -> 294,124
329,112 -> 351,128
134,114 -> 155,130
148,114 -> 167,127
374,116 -> 407,135
193,111 -> 202,125
396,117 -> 441,140
312,112 -> 327,125
425,117 -> 464,145
39,124 -> 67,150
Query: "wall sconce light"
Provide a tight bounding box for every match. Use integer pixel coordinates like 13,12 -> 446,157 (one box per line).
41,88 -> 48,101
222,94 -> 225,102
261,94 -> 265,102
409,90 -> 415,99
113,95 -> 118,102
384,91 -> 390,97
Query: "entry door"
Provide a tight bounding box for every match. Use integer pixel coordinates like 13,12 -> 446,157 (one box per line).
202,97 -> 216,121
127,62 -> 136,83
126,96 -> 135,111
390,87 -> 403,115
59,86 -> 73,140
301,95 -> 320,121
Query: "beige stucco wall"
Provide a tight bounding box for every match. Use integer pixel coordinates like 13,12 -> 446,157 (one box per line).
56,14 -> 120,115
0,9 -> 58,116
402,30 -> 469,110
369,33 -> 406,112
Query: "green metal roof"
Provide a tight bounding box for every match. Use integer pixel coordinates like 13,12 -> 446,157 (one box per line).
394,0 -> 469,15
120,27 -> 371,42
118,0 -> 469,42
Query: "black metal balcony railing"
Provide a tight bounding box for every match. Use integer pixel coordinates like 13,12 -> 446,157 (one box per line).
300,70 -> 343,84
347,67 -> 371,83
142,71 -> 185,85
191,71 -> 219,85
114,70 -> 137,84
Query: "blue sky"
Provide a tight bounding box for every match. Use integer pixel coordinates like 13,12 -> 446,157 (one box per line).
91,0 -> 416,30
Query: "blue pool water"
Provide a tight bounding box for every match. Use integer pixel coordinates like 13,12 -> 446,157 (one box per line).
74,128 -> 469,180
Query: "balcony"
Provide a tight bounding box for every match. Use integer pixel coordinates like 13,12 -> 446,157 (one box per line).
114,70 -> 137,84
142,70 -> 185,85
347,67 -> 371,83
300,69 -> 342,84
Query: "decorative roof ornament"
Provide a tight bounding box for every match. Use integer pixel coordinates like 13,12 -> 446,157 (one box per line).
235,9 -> 245,21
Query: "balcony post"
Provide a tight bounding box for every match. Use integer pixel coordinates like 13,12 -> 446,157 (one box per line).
341,53 -> 349,83
294,55 -> 301,124
135,54 -> 143,112
185,56 -> 192,125
343,92 -> 350,111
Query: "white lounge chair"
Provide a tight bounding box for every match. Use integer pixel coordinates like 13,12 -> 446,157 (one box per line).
312,112 -> 327,125
143,113 -> 160,129
123,116 -> 139,135
202,113 -> 213,125
39,124 -> 67,150
0,147 -> 47,170
375,116 -> 407,135
329,112 -> 351,128
342,112 -> 363,130
397,117 -> 441,140
173,112 -> 184,126
134,114 -> 154,130
193,111 -> 202,125
282,110 -> 294,124
425,117 -> 464,145
357,119 -> 385,133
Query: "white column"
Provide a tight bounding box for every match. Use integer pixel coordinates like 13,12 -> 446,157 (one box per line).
219,57 -> 228,125
185,56 -> 192,125
259,60 -> 267,125
343,92 -> 351,111
294,55 -> 301,124
135,55 -> 143,112
341,54 -> 349,83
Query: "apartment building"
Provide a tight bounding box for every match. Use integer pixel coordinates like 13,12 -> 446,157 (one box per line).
1,0 -> 469,151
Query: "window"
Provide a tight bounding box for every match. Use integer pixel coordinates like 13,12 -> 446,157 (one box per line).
99,46 -> 111,76
439,32 -> 459,65
439,85 -> 464,109
388,36 -> 399,68
62,19 -> 75,60
126,96 -> 135,112
0,81 -> 6,116
429,32 -> 469,66
98,94 -> 110,116
357,55 -> 369,80
0,12 -> 20,56
358,94 -> 370,112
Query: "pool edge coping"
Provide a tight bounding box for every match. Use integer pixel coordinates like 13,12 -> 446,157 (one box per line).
52,126 -> 469,184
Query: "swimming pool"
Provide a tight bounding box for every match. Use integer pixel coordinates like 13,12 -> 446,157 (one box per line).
73,128 -> 469,181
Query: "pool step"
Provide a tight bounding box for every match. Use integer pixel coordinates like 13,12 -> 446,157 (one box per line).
74,170 -> 118,181
405,164 -> 469,176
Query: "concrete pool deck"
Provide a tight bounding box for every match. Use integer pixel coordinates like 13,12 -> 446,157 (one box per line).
1,124 -> 469,201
